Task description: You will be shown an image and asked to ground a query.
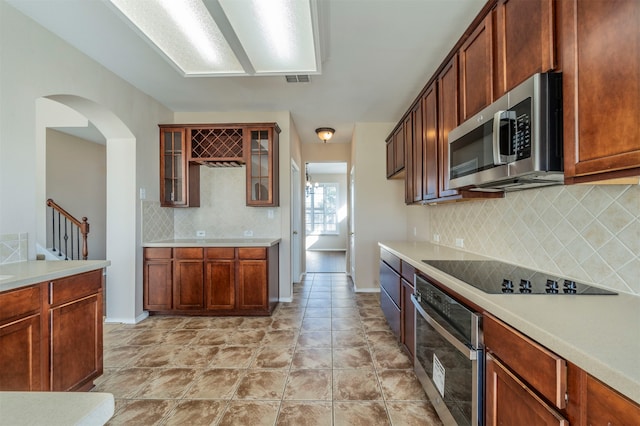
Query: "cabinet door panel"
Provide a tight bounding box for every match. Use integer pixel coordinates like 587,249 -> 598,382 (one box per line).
144,260 -> 172,310
50,294 -> 102,391
423,84 -> 439,200
460,13 -> 494,120
0,314 -> 42,391
586,374 -> 640,425
486,354 -> 568,426
174,260 -> 204,310
380,286 -> 401,338
411,102 -> 423,203
205,260 -> 235,310
401,278 -> 415,358
561,0 -> 640,181
438,57 -> 460,198
496,0 -> 555,95
237,260 -> 267,310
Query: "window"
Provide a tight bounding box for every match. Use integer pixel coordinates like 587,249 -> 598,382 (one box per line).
305,183 -> 338,235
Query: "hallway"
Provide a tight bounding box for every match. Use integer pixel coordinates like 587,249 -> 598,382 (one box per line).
97,273 -> 442,425
305,251 -> 346,273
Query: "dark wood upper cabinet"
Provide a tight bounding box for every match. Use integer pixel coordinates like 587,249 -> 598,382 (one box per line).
437,56 -> 461,198
560,0 -> 640,183
495,0 -> 556,96
403,114 -> 414,204
246,125 -> 280,207
159,127 -> 200,208
422,83 -> 439,201
410,101 -> 424,203
386,124 -> 406,179
459,12 -> 495,120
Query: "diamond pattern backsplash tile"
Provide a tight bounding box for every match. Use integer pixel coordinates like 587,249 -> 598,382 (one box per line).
174,167 -> 280,239
0,232 -> 28,264
142,201 -> 174,242
427,185 -> 639,295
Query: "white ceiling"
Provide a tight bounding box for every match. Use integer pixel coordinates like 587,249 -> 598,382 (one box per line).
8,0 -> 486,145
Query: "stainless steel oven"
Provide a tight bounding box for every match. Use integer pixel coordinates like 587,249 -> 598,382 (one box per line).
412,273 -> 483,426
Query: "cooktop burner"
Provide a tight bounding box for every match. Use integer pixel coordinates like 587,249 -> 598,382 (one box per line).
421,260 -> 617,295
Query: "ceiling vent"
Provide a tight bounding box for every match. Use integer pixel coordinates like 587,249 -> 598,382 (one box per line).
286,75 -> 310,83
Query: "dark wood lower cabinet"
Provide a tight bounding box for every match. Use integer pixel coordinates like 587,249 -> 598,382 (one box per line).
0,313 -> 42,391
0,269 -> 104,392
486,353 -> 568,426
50,293 -> 102,391
401,278 -> 415,358
144,245 -> 279,316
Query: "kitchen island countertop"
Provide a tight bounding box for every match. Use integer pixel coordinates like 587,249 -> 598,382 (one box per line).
143,238 -> 281,248
379,240 -> 640,405
0,260 -> 110,293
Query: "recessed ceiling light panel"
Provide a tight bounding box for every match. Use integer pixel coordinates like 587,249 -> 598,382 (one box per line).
108,0 -> 244,75
219,0 -> 318,74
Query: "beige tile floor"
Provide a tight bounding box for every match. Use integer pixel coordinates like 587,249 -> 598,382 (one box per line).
97,273 -> 443,425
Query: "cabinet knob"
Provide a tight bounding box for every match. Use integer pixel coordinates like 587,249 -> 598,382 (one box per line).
293,231 -> 298,235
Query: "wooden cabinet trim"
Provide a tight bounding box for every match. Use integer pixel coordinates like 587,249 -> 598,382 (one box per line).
174,247 -> 204,259
144,247 -> 172,259
49,269 -> 102,307
484,313 -> 567,409
486,353 -> 569,425
0,285 -> 41,324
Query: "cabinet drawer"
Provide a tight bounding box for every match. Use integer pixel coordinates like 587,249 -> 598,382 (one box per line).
174,247 -> 203,259
206,247 -> 235,259
0,285 -> 41,323
484,313 -> 567,409
49,270 -> 102,307
379,260 -> 401,308
144,247 -> 172,259
401,261 -> 415,284
380,286 -> 401,338
238,247 -> 266,260
380,248 -> 401,272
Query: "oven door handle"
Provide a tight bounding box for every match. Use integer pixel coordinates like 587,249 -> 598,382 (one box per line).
411,294 -> 477,361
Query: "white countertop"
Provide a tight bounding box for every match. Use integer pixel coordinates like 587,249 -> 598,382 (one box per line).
143,238 -> 281,247
0,260 -> 110,293
0,392 -> 114,426
379,241 -> 640,404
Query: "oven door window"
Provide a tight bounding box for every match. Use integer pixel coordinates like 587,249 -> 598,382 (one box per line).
415,311 -> 474,426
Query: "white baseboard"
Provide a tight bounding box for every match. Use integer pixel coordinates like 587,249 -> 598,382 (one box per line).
354,287 -> 381,293
104,311 -> 149,324
279,296 -> 293,302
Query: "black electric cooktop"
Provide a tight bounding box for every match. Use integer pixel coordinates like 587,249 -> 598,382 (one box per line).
421,260 -> 617,295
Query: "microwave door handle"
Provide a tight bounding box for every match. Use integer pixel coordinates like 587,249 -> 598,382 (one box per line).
492,110 -> 507,165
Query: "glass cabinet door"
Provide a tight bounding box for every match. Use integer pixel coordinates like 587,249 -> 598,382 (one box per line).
160,127 -> 199,207
246,126 -> 279,206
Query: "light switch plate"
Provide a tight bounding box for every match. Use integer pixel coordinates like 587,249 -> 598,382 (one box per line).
196,230 -> 205,238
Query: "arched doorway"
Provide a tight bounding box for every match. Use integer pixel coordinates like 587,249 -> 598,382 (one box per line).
36,95 -> 138,323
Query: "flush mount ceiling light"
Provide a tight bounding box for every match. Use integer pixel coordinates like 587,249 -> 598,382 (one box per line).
107,0 -> 319,76
315,127 -> 335,143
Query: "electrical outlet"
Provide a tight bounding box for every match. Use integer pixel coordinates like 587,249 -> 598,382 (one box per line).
267,209 -> 274,219
196,230 -> 205,238
433,233 -> 440,243
455,238 -> 464,248
139,187 -> 146,200
244,230 -> 253,237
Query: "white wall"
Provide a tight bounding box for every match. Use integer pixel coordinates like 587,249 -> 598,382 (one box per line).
172,111 -> 298,301
351,122 -> 407,291
305,172 -> 348,251
0,3 -> 173,323
46,129 -> 106,260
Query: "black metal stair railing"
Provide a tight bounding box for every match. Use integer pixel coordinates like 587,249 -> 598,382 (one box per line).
46,198 -> 90,260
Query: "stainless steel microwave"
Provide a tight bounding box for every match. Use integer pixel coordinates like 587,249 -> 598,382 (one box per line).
448,72 -> 563,192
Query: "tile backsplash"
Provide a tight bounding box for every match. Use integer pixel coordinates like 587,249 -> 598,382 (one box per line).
143,167 -> 281,242
0,233 -> 28,264
422,185 -> 639,295
174,167 -> 281,239
141,201 -> 174,242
